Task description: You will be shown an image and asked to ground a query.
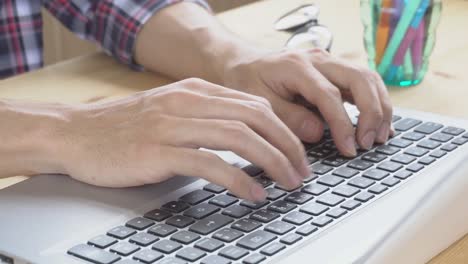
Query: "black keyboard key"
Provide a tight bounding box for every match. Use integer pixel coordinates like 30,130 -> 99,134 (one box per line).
430,133 -> 453,143
406,163 -> 424,172
402,132 -> 425,141
283,211 -> 312,225
126,217 -> 154,231
333,167 -> 359,178
242,253 -> 266,264
317,175 -> 344,187
240,200 -> 269,210
394,170 -> 412,180
377,161 -> 403,172
210,194 -> 238,208
389,138 -> 413,148
110,242 -> 140,256
404,146 -> 429,157
348,177 -> 375,189
316,193 -> 345,206
232,218 -> 262,232
166,215 -> 195,228
133,249 -> 163,264
260,242 -> 285,256
391,154 -> 416,165
347,159 -> 373,170
301,183 -> 329,195
326,208 -> 347,219
441,143 -> 457,152
184,203 -> 220,219
430,150 -> 447,158
414,122 -> 443,134
308,147 -> 335,159
332,185 -> 360,198
284,192 -> 314,204
237,230 -> 276,250
162,201 -> 190,213
213,228 -> 244,242
368,184 -> 388,194
223,205 -> 252,218
306,155 -> 319,164
204,183 -> 226,194
296,225 -> 318,236
417,139 -> 441,149
361,152 -> 387,163
280,233 -> 303,245
394,118 -> 422,131
300,202 -> 329,216
274,183 -> 303,192
176,247 -> 206,262
464,132 -> 468,138
453,137 -> 468,145
148,224 -> 177,237
144,209 -> 172,222
180,190 -> 214,205
311,163 -> 333,175
152,239 -> 182,254
267,200 -> 297,214
363,169 -> 389,180
375,145 -> 400,155
382,177 -> 401,187
442,127 -> 465,136
322,155 -> 349,167
189,214 -> 234,235
392,115 -> 402,123
250,209 -> 280,223
243,164 -> 263,177
265,188 -> 286,201
195,238 -> 224,252
201,255 -> 231,264
68,244 -> 120,264
418,156 -> 436,165
171,230 -> 200,244
219,245 -> 249,260
311,216 -> 333,227
107,226 -> 136,240
340,200 -> 361,210
129,232 -> 159,247
88,235 -> 117,249
303,173 -> 318,183
354,192 -> 375,202
255,176 -> 273,188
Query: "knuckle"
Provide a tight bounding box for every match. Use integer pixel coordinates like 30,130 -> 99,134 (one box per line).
224,120 -> 251,140
252,95 -> 272,109
181,77 -> 209,88
248,101 -> 273,119
322,85 -> 341,99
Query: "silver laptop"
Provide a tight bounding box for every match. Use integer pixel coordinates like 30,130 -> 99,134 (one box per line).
1,106 -> 467,264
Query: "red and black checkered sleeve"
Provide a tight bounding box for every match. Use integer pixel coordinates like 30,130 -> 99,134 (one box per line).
43,0 -> 210,70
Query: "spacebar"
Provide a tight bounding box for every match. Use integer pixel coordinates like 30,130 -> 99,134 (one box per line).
68,244 -> 120,264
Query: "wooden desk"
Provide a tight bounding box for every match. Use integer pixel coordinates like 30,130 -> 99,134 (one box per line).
0,0 -> 467,262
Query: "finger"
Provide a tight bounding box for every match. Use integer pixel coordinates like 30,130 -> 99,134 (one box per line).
270,94 -> 325,143
161,92 -> 310,178
312,56 -> 392,148
291,66 -> 357,157
159,117 -> 304,190
167,147 -> 267,201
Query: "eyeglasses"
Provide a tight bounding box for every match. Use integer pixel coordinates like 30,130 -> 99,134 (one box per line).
274,4 -> 333,52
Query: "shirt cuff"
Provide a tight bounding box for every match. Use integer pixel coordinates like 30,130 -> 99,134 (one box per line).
95,0 -> 211,71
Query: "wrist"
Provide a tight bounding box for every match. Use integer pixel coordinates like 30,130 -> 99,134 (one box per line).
0,100 -> 72,177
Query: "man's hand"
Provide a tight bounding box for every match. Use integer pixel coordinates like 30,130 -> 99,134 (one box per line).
222,49 -> 393,157
59,79 -> 309,201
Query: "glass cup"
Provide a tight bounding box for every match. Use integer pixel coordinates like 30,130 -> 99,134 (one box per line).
361,0 -> 442,87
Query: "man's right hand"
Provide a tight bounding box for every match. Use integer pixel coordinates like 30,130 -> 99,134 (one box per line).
58,78 -> 310,201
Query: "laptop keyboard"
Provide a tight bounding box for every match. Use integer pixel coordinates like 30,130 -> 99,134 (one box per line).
68,116 -> 468,264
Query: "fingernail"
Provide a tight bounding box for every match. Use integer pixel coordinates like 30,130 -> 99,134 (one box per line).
250,183 -> 267,201
376,123 -> 390,143
345,135 -> 357,156
361,130 -> 377,150
288,166 -> 303,187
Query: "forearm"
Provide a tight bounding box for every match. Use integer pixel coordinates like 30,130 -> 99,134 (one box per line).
134,2 -> 263,85
0,100 -> 69,178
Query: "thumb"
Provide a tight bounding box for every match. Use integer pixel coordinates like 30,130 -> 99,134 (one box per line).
272,97 -> 324,143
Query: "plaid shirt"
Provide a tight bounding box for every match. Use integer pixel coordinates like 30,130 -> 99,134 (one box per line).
0,0 -> 208,79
